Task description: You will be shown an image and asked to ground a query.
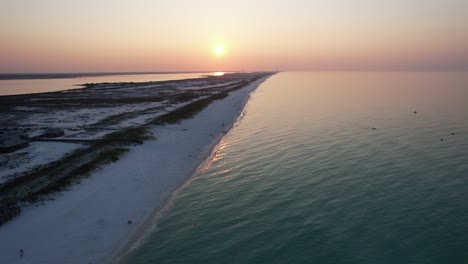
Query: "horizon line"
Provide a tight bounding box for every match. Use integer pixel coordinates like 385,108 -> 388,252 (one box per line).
0,69 -> 467,80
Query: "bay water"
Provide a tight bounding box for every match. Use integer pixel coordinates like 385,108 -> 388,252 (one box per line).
125,72 -> 468,264
0,72 -> 219,96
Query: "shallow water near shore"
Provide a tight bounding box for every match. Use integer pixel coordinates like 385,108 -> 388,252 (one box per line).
124,72 -> 468,264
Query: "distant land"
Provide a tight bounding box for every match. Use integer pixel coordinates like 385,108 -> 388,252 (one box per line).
0,72 -> 216,80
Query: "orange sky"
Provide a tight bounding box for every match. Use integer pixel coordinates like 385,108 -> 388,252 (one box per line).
1,0 -> 467,72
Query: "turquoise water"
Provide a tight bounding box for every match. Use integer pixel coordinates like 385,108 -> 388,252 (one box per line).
125,72 -> 468,264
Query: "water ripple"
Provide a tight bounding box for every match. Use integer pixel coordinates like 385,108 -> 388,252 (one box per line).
125,72 -> 468,264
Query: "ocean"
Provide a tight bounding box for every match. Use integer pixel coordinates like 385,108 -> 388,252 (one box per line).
123,72 -> 468,264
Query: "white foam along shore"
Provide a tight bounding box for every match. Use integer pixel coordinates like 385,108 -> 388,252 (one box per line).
0,75 -> 271,264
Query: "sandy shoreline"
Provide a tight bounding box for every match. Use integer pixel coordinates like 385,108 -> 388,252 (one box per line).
0,75 -> 271,264
112,77 -> 267,263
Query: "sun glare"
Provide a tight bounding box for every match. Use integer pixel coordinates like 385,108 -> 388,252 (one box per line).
214,45 -> 224,56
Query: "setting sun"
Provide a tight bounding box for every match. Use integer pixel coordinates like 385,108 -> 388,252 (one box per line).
214,45 -> 224,56
1,1 -> 467,263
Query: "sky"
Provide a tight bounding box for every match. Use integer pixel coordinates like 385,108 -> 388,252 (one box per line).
1,0 -> 467,73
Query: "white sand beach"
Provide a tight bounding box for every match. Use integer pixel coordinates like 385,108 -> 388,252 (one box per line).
0,76 -> 270,264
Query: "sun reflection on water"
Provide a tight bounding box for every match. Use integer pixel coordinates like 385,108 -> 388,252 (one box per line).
198,141 -> 228,173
